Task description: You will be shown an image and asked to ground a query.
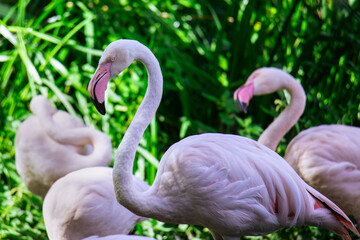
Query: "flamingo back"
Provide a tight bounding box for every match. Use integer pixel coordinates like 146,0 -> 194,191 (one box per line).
43,167 -> 148,240
148,133 -> 355,237
285,124 -> 360,219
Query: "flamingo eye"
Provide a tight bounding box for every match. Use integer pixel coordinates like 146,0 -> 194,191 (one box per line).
110,57 -> 115,62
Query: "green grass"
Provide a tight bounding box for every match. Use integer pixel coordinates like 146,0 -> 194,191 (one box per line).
1,0 -> 360,239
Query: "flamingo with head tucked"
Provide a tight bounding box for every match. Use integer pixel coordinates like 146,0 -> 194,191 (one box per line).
43,167 -> 150,240
88,40 -> 359,240
234,67 -> 360,230
15,96 -> 112,198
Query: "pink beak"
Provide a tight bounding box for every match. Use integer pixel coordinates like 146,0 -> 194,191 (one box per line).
233,81 -> 254,113
88,62 -> 111,115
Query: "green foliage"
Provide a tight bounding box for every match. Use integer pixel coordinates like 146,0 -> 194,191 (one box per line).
1,0 -> 359,239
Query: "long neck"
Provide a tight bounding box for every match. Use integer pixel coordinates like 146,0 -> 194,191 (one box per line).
258,76 -> 306,151
113,44 -> 162,217
32,102 -> 112,167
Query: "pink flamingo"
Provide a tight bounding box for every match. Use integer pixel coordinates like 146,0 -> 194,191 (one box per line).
43,167 -> 150,240
88,40 -> 358,240
15,96 -> 112,198
234,67 -> 360,230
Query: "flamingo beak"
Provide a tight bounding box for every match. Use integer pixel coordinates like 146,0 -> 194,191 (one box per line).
88,62 -> 111,115
233,82 -> 254,114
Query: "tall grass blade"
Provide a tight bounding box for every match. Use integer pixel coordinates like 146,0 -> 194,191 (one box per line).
40,15 -> 95,70
42,79 -> 78,117
137,145 -> 160,168
16,31 -> 42,98
0,24 -> 18,45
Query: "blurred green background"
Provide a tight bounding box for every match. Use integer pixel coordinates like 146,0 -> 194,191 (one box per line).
1,0 -> 360,239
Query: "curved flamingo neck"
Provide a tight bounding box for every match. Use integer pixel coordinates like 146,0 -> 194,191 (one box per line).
113,42 -> 162,217
30,97 -> 112,167
257,75 -> 306,151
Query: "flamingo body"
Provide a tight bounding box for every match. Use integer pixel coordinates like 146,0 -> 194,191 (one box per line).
43,167 -> 149,240
138,133 -> 354,238
88,40 -> 358,240
285,125 -> 360,221
234,67 -> 360,233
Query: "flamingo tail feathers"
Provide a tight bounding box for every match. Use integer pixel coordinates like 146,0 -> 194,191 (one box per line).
306,188 -> 359,238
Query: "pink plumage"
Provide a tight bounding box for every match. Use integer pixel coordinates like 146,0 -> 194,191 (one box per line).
43,167 -> 149,239
285,125 -> 360,228
15,96 -> 112,198
88,40 -> 359,240
234,67 -> 360,235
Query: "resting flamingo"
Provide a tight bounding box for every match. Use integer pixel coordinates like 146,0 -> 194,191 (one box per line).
88,39 -> 358,240
15,96 -> 112,198
43,167 -> 150,240
233,67 -> 360,230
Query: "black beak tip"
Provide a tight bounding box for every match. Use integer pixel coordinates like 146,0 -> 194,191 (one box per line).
236,100 -> 248,113
91,97 -> 106,115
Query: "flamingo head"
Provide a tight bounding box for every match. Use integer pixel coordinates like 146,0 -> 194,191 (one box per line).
30,95 -> 56,116
88,40 -> 136,115
233,67 -> 290,113
233,75 -> 255,113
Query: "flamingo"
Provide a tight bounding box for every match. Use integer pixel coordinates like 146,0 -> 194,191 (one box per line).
285,125 -> 360,230
88,39 -> 359,240
43,167 -> 150,240
233,67 -> 306,152
15,96 -> 112,198
233,67 -> 360,230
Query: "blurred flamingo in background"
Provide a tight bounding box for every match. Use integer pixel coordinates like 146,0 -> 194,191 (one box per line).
15,95 -> 112,198
43,167 -> 150,240
234,67 -> 360,230
88,39 -> 359,240
233,67 -> 306,152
